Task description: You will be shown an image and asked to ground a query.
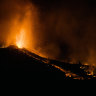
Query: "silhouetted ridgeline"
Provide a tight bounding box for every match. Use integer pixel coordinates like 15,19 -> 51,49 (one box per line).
0,45 -> 96,80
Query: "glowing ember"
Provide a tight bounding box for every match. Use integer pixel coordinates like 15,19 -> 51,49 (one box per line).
16,29 -> 25,48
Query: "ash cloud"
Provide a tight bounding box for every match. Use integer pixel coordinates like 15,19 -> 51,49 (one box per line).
33,0 -> 96,64
0,0 -> 29,44
0,0 -> 38,47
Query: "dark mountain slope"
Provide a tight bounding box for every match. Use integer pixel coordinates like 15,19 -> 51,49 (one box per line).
0,45 -> 54,72
0,45 -> 96,80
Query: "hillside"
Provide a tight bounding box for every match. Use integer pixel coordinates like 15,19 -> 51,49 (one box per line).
0,45 -> 96,80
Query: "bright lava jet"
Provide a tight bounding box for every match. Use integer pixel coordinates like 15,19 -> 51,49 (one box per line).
16,29 -> 25,48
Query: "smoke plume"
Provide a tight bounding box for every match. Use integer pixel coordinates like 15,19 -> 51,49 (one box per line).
0,0 -> 96,65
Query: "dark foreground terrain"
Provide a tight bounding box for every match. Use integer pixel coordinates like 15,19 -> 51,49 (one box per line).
0,45 -> 96,80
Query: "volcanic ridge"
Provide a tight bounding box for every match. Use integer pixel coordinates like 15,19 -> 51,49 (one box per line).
0,45 -> 96,80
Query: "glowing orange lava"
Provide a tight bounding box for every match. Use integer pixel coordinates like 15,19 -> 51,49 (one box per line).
16,29 -> 25,48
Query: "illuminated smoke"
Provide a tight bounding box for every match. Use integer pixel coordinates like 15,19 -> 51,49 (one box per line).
0,0 -> 96,66
0,0 -> 39,54
33,1 -> 96,66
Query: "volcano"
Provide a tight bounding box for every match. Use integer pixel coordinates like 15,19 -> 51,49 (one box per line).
0,45 -> 96,80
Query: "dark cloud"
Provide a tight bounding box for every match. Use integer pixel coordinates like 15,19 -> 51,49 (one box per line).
32,0 -> 96,63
